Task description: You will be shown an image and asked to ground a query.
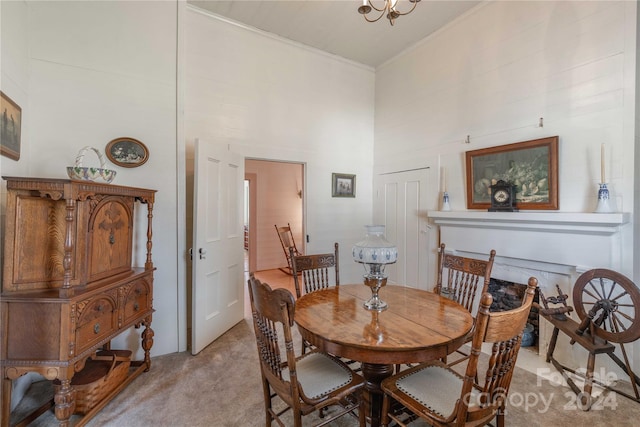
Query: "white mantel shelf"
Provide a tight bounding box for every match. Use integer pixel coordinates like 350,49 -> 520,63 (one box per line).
427,211 -> 630,236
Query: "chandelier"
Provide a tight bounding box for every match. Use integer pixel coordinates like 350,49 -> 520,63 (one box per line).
357,0 -> 421,26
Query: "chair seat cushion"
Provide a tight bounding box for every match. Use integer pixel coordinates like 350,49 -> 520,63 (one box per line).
395,365 -> 480,417
283,352 -> 353,399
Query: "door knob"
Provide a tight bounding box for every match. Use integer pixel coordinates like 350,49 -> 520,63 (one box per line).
199,248 -> 206,259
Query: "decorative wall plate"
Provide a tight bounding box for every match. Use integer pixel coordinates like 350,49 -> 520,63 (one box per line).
106,137 -> 149,168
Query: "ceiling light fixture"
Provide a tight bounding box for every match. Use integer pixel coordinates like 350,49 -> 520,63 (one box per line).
358,0 -> 421,26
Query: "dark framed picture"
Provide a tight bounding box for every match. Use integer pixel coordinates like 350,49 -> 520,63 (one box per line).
1,91 -> 22,161
332,173 -> 356,198
105,137 -> 149,168
465,136 -> 559,210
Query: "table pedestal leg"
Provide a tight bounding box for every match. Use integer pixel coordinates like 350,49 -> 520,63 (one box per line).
361,362 -> 394,427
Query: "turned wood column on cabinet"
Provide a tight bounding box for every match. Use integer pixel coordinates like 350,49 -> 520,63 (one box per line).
1,177 -> 157,427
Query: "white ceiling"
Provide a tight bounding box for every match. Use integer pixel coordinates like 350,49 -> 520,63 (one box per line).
188,1 -> 481,68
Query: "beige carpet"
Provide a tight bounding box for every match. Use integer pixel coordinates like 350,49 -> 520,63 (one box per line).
11,317 -> 640,426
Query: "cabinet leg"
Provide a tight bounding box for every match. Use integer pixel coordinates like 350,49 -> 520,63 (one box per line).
141,317 -> 154,372
53,379 -> 75,427
2,378 -> 12,427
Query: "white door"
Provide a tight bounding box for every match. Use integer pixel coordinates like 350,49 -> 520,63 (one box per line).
374,169 -> 430,290
192,139 -> 245,355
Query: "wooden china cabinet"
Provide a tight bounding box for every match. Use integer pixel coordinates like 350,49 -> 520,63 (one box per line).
0,177 -> 156,427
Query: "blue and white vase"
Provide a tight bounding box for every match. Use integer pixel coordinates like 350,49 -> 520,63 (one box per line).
442,192 -> 451,211
595,183 -> 613,213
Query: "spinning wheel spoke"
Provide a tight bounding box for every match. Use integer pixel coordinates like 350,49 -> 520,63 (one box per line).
616,310 -> 635,324
611,315 -> 628,332
604,279 -> 616,299
610,290 -> 629,302
583,287 -> 601,301
574,269 -> 640,343
598,277 -> 608,298
616,303 -> 636,308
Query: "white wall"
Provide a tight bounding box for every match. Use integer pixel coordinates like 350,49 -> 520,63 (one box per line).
1,0 -> 182,410
184,7 -> 376,283
375,1 -> 637,277
376,0 -> 639,374
635,3 -> 640,281
1,0 -> 181,357
1,1 -> 33,410
0,0 -> 29,179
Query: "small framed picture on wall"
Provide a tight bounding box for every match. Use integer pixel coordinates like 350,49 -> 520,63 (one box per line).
1,91 -> 22,161
106,137 -> 149,168
332,173 -> 356,198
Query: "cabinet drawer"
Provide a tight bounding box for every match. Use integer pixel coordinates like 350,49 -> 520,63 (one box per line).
122,278 -> 152,324
75,296 -> 118,354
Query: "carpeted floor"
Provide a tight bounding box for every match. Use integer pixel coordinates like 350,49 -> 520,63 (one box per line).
11,268 -> 640,426
11,316 -> 640,426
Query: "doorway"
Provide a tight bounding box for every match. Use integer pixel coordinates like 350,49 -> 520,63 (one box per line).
374,168 -> 431,290
188,156 -> 304,352
244,159 -> 304,274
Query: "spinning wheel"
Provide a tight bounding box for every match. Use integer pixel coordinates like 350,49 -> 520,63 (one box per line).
540,269 -> 640,410
573,269 -> 640,344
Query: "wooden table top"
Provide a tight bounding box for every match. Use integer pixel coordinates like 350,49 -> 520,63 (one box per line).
295,284 -> 474,365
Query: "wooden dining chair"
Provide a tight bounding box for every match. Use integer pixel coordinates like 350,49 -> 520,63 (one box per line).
275,223 -> 302,275
381,277 -> 538,427
436,243 -> 496,366
247,274 -> 365,427
290,242 -> 339,299
290,243 -> 343,360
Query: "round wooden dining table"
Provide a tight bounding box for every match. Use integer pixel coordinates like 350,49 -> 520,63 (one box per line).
295,284 -> 474,427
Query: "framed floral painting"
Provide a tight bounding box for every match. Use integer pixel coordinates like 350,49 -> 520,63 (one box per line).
465,136 -> 559,210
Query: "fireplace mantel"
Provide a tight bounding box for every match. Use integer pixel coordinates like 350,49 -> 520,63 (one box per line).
427,211 -> 629,235
429,210 -> 633,375
427,210 -> 630,273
